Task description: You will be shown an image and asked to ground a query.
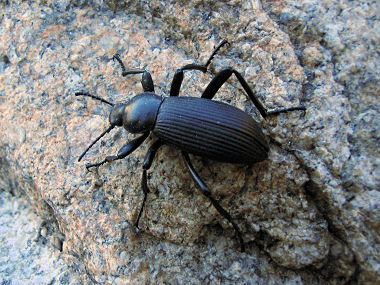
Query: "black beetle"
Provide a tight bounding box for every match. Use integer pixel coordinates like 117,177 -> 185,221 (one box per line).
75,40 -> 305,252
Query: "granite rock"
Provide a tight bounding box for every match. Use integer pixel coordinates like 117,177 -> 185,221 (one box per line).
0,190 -> 90,284
0,0 -> 378,283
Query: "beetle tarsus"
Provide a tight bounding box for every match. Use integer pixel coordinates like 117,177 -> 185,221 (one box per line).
112,53 -> 126,74
113,54 -> 155,92
85,161 -> 105,171
113,53 -> 144,76
135,140 -> 163,229
135,170 -> 148,229
205,39 -> 229,68
267,106 -> 306,116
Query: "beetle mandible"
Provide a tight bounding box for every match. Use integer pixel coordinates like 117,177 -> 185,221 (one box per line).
75,40 -> 306,252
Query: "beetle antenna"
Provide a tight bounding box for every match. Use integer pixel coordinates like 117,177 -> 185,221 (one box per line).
75,92 -> 114,106
78,125 -> 115,162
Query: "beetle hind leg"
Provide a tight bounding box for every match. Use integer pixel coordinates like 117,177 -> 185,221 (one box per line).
182,152 -> 245,252
202,67 -> 306,118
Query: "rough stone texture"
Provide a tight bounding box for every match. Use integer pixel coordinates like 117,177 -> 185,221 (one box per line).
0,0 -> 378,284
0,190 -> 90,284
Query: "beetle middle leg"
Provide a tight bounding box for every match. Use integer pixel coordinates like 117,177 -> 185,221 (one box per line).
202,67 -> 306,118
113,54 -> 154,92
135,139 -> 163,229
182,152 -> 245,252
85,132 -> 149,170
169,40 -> 229,97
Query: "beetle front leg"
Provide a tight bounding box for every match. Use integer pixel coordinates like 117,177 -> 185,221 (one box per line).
85,132 -> 149,170
135,139 -> 163,229
182,152 -> 245,252
112,54 -> 154,92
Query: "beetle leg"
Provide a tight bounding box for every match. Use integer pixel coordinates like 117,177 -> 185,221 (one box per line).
181,152 -> 245,252
202,67 -> 268,118
112,54 -> 154,92
169,40 -> 229,97
170,64 -> 207,97
141,71 -> 155,92
135,139 -> 163,229
266,106 -> 306,116
202,67 -> 305,118
85,132 -> 149,170
113,54 -> 143,76
204,39 -> 229,68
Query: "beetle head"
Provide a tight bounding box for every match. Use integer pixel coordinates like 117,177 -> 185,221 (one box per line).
109,104 -> 126,127
76,92 -> 161,161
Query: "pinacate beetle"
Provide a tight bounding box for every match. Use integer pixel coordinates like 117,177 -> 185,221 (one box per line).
75,40 -> 305,252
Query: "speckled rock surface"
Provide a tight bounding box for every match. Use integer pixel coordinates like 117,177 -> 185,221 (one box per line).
0,190 -> 89,284
0,0 -> 378,284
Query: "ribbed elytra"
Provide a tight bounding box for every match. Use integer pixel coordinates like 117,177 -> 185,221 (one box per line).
153,97 -> 269,164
